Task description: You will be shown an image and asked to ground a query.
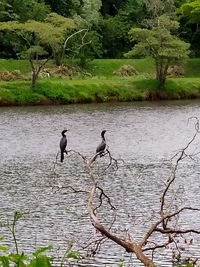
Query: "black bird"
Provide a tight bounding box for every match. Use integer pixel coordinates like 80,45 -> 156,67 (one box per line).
60,129 -> 68,162
96,130 -> 106,155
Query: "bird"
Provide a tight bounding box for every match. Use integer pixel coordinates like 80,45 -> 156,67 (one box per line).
96,130 -> 107,155
60,129 -> 68,162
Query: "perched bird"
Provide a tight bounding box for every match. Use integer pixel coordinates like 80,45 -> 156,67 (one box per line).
60,129 -> 68,162
96,130 -> 106,155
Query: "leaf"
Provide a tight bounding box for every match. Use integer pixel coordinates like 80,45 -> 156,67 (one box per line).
29,255 -> 51,267
32,246 -> 53,257
66,251 -> 81,259
0,256 -> 9,267
8,253 -> 28,266
0,245 -> 8,251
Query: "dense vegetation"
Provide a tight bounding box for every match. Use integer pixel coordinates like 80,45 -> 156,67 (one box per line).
0,0 -> 200,59
0,0 -> 200,96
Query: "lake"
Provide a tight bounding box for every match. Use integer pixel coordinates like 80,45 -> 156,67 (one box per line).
1,100 -> 200,266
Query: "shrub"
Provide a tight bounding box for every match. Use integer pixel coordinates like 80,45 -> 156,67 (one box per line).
113,64 -> 138,77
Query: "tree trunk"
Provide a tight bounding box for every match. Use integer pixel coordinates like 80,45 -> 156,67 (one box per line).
156,65 -> 166,90
31,70 -> 39,88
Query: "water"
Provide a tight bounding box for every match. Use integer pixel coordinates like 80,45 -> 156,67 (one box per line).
1,100 -> 200,266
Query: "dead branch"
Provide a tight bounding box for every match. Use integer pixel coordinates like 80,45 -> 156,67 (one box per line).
63,29 -> 88,51
94,186 -> 116,211
85,118 -> 200,267
52,184 -> 89,194
86,151 -> 156,267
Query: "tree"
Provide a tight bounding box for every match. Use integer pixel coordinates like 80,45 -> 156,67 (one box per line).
0,0 -> 50,22
178,0 -> 200,27
53,118 -> 200,267
45,12 -> 76,65
0,15 -> 75,87
43,0 -> 79,17
178,0 -> 200,56
65,29 -> 103,66
100,0 -> 145,58
126,15 -> 190,89
101,15 -> 131,58
69,0 -> 103,65
0,0 -> 51,59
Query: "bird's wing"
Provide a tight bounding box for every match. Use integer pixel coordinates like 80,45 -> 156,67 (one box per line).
96,141 -> 106,153
60,137 -> 67,151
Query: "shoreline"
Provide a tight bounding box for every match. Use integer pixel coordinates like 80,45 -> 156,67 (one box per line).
1,77 -> 200,107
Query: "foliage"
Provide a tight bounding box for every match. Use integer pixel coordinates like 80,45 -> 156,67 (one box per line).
177,0 -> 200,57
0,0 -> 50,22
118,0 -> 146,25
178,0 -> 200,25
43,0 -> 80,17
79,0 -> 102,27
0,211 -> 82,267
101,15 -> 131,58
66,30 -> 103,67
0,244 -> 52,267
0,15 -> 75,86
100,0 -> 128,16
126,15 -> 190,89
0,14 -> 75,58
0,0 -> 199,59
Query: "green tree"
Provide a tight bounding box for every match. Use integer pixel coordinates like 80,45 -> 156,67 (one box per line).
126,15 -> 190,89
100,0 -> 127,16
178,0 -> 200,56
0,15 -> 75,87
101,15 -> 131,58
178,0 -> 200,26
0,0 -> 51,59
43,0 -> 79,17
69,0 -> 103,65
0,0 -> 50,22
119,0 -> 146,25
45,12 -> 76,65
100,0 -> 145,58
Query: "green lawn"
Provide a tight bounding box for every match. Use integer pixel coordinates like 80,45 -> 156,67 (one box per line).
0,58 -> 200,105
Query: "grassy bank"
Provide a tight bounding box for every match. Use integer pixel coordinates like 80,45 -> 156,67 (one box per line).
0,58 -> 200,106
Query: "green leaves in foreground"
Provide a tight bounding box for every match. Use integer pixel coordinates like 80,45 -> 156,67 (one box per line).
0,245 -> 52,267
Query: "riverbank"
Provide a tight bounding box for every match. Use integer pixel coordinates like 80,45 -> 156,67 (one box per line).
0,58 -> 200,106
1,77 -> 200,106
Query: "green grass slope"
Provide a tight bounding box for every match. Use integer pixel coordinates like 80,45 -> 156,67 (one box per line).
0,58 -> 200,106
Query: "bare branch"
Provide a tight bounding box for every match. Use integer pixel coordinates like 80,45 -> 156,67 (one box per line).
63,29 -> 89,51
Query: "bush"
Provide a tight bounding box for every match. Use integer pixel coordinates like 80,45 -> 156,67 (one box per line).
113,64 -> 138,77
0,70 -> 28,81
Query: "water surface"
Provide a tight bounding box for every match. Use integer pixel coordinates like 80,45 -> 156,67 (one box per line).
1,100 -> 200,266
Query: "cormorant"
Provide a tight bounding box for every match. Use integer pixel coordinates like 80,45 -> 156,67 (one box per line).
60,129 -> 68,162
96,130 -> 106,155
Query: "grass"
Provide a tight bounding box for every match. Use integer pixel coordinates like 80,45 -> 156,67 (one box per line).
0,59 -> 31,74
0,58 -> 200,105
88,58 -> 156,77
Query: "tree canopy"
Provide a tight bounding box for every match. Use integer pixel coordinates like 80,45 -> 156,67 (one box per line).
126,15 -> 190,89
0,0 -> 199,59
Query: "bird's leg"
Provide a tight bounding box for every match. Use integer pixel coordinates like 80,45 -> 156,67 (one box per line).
100,149 -> 109,157
100,151 -> 105,157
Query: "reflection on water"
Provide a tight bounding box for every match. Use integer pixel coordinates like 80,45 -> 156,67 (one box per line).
1,100 -> 200,266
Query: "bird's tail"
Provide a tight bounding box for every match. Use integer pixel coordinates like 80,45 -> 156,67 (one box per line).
60,152 -> 64,162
